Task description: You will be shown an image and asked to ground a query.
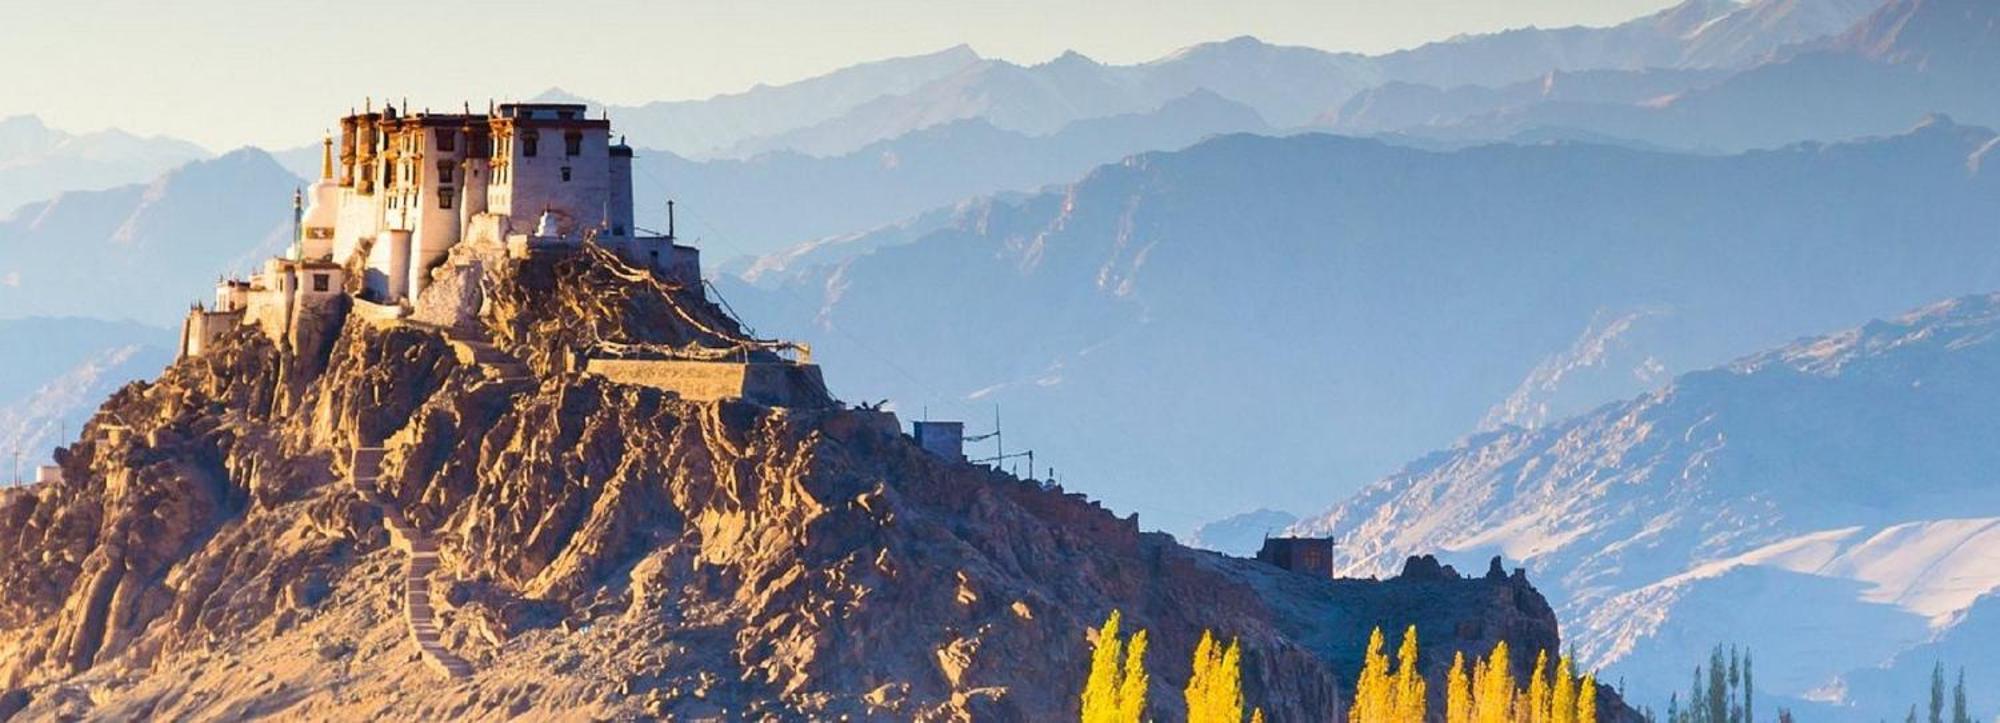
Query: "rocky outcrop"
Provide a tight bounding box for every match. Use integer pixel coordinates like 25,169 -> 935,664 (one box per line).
0,245 -> 1631,720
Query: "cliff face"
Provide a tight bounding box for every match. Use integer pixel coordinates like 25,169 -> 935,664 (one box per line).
0,248 -> 1611,720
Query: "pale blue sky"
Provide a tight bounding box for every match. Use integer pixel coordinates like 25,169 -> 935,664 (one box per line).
2,0 -> 1675,150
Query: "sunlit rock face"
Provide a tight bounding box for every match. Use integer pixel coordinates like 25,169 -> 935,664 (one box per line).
0,248 -> 1624,721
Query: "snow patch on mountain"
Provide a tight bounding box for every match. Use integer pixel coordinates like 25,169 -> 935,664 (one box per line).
1295,292 -> 2000,719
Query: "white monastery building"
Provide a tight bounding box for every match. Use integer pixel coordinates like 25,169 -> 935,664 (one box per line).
182,101 -> 700,357
177,100 -> 830,409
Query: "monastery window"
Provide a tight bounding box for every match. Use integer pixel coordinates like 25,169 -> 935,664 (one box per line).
439,189 -> 454,210
437,162 -> 454,184
561,166 -> 572,182
564,132 -> 582,156
436,129 -> 456,152
312,274 -> 330,293
522,131 -> 539,157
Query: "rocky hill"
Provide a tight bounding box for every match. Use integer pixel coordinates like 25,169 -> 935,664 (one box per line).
1292,293 -> 2000,719
0,245 -> 1622,720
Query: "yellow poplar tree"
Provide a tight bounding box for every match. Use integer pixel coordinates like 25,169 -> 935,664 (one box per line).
1187,631 -> 1216,720
1576,673 -> 1598,723
1187,630 -> 1246,723
1080,610 -> 1149,723
1476,642 -> 1515,723
1550,656 -> 1576,723
1115,630 -> 1150,723
1393,626 -> 1428,723
1447,652 -> 1474,723
1214,637 -> 1244,722
1081,611 -> 1125,722
1350,627 -> 1394,723
1524,650 -> 1550,723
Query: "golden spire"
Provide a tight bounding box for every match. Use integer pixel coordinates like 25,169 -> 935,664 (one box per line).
320,131 -> 334,180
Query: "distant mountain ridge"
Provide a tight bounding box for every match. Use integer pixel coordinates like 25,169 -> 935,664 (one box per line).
0,115 -> 209,216
560,44 -> 984,158
0,317 -> 172,474
1360,0 -> 2000,150
537,0 -> 1879,162
625,89 -> 1270,256
0,148 -> 301,324
1292,293 -> 2000,720
719,121 -> 2000,537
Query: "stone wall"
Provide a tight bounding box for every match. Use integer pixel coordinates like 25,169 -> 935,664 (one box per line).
585,359 -> 831,407
177,309 -> 242,359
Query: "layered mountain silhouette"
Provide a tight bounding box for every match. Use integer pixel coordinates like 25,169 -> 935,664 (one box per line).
547,0 -> 1886,163
0,115 -> 208,216
1293,293 -> 2000,721
625,90 -> 1270,256
0,317 -> 171,476
720,120 -> 2000,536
554,44 -> 984,159
1362,0 -> 2000,150
1372,0 -> 1878,88
0,148 -> 301,324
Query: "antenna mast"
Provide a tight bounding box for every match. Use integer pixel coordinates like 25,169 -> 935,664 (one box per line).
994,405 -> 1003,471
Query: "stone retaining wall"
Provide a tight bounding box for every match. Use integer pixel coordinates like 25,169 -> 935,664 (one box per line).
585,359 -> 831,407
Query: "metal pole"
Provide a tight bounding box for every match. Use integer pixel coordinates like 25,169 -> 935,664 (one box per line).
993,406 -> 1003,472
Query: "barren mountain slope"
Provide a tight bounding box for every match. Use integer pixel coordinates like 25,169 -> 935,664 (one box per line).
0,247 -> 1623,720
1295,293 -> 2000,718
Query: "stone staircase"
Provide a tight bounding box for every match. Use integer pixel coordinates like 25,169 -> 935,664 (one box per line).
406,320 -> 532,385
349,446 -> 475,680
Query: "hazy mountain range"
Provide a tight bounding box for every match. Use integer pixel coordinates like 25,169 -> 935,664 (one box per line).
719,117 -> 2000,537
1292,293 -> 2000,720
0,115 -> 207,217
577,0 -> 1884,161
14,0 -> 1948,265
0,317 -> 172,478
623,90 -> 1270,256
0,148 -> 301,324
1352,0 -> 2000,151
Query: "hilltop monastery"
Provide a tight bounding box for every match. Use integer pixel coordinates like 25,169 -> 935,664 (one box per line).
178,101 -> 824,407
